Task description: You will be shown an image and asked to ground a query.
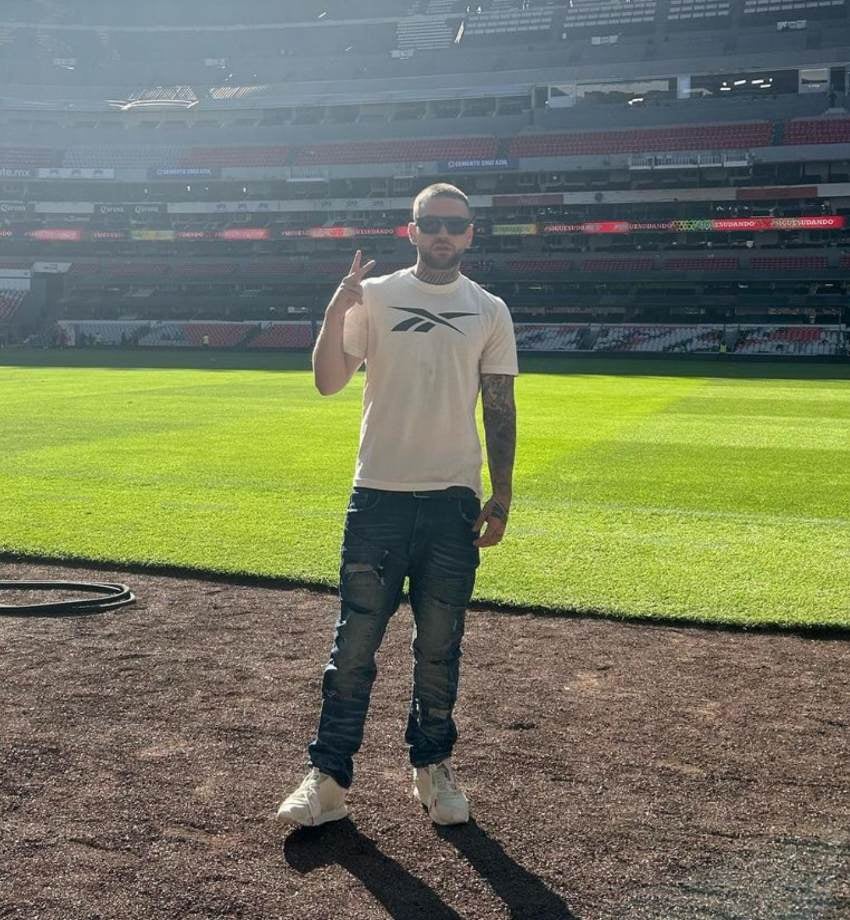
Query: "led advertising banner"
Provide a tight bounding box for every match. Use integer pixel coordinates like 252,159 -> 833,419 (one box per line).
440,158 -> 518,172
542,215 -> 846,234
217,228 -> 270,240
130,229 -> 176,241
492,224 -> 539,236
175,230 -> 213,240
288,227 -> 397,239
148,167 -> 222,179
89,230 -> 128,241
26,228 -> 83,241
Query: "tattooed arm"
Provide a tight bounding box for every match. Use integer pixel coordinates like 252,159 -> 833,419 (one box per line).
473,374 -> 517,548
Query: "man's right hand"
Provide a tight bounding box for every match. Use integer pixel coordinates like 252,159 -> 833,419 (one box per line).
327,250 -> 376,318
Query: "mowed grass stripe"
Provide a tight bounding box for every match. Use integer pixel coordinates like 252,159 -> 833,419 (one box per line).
1,356 -> 848,629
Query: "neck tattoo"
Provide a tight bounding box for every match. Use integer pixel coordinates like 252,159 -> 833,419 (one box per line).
413,261 -> 460,285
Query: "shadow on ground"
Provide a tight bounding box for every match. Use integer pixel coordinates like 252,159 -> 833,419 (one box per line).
283,817 -> 576,920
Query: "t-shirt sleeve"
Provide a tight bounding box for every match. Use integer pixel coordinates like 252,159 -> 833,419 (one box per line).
480,297 -> 519,376
342,299 -> 368,361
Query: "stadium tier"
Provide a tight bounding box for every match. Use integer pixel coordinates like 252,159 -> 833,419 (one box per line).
56,320 -> 847,357
0,0 -> 847,359
732,325 -> 845,355
591,324 -> 725,353
2,117 -> 849,171
0,289 -> 26,321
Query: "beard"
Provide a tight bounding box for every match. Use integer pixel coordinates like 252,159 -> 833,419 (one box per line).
417,244 -> 463,270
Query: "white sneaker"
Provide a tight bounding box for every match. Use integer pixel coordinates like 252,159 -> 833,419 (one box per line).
276,768 -> 348,827
413,759 -> 470,826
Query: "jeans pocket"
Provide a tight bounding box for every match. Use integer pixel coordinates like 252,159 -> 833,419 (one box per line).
347,487 -> 383,513
456,494 -> 481,529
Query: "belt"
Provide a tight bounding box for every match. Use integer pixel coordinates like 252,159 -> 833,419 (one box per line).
411,486 -> 475,499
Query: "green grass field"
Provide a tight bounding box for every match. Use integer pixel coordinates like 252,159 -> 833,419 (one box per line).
2,348 -> 849,629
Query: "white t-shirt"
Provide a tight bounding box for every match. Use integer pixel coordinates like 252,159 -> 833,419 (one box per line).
342,267 -> 518,499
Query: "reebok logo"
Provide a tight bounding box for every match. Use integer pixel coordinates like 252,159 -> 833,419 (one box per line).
389,306 -> 476,334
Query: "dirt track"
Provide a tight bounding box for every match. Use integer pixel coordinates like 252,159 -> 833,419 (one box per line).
1,560 -> 848,920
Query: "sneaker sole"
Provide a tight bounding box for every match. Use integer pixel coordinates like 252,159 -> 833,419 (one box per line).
413,785 -> 469,825
276,804 -> 349,827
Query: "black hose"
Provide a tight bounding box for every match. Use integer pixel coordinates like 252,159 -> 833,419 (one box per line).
0,581 -> 136,616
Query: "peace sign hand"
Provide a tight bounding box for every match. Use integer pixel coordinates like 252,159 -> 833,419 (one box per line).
328,250 -> 377,317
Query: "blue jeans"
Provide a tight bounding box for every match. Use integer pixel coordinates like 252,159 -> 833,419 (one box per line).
308,486 -> 481,789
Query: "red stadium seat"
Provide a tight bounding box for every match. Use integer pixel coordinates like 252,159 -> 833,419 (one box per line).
581,258 -> 655,272
662,257 -> 740,271
783,118 -> 850,146
248,323 -> 314,349
509,122 -> 772,158
293,136 -> 497,166
750,256 -> 829,271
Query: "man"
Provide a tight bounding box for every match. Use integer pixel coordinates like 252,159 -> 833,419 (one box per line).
277,183 -> 518,828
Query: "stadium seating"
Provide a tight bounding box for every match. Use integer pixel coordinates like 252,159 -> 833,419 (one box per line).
592,324 -> 724,353
562,0 -> 657,31
464,6 -> 556,39
514,324 -> 586,352
504,260 -> 575,275
743,0 -> 846,17
782,118 -> 850,146
0,146 -> 62,167
0,289 -> 26,321
662,257 -> 740,271
581,258 -> 655,272
509,122 -> 773,158
169,262 -> 240,279
750,256 -> 829,271
668,0 -> 731,21
181,322 -> 254,347
732,325 -> 845,356
396,15 -> 457,51
136,323 -> 191,347
294,136 -> 497,166
247,323 -> 315,349
61,320 -> 149,345
98,261 -> 174,280
62,146 -> 185,168
179,146 -> 291,167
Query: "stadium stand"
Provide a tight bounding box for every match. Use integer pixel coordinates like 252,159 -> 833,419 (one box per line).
179,146 -> 291,168
0,289 -> 26,321
514,324 -> 587,352
54,320 -> 846,357
136,323 -> 192,347
732,325 -> 845,356
247,323 -> 316,349
581,258 -> 655,273
464,5 -> 556,41
0,146 -> 61,167
662,257 -> 740,272
668,0 -> 732,22
562,0 -> 657,32
782,117 -> 850,146
1,0 -> 848,363
592,325 -> 724,353
294,136 -> 497,166
509,123 -> 773,158
750,256 -> 830,271
180,322 -> 255,348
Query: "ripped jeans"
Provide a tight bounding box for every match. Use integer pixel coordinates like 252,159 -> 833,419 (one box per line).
307,486 -> 481,789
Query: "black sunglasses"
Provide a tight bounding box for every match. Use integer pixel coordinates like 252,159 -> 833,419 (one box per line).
415,216 -> 473,235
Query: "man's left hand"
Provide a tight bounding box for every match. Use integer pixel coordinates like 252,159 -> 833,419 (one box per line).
472,495 -> 510,548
